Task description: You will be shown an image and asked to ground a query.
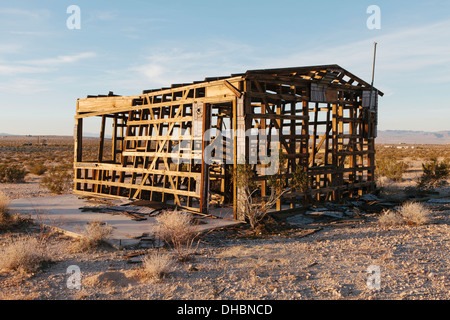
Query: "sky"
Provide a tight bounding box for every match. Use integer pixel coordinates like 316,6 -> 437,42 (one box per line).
0,0 -> 449,135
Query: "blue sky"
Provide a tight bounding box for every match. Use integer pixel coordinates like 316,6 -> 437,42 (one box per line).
1,0 -> 449,135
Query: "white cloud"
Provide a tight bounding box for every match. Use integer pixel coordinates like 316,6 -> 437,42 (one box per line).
0,52 -> 96,76
0,78 -> 50,94
0,52 -> 97,76
0,8 -> 50,20
269,18 -> 450,80
0,65 -> 50,75
0,44 -> 21,54
97,11 -> 119,21
20,52 -> 97,66
9,31 -> 51,36
130,40 -> 257,88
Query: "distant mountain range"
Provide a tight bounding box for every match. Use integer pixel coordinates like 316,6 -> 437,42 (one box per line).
1,130 -> 450,144
377,130 -> 450,144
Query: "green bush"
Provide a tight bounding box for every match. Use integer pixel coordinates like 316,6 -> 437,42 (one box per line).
30,161 -> 47,176
0,164 -> 27,183
419,158 -> 450,189
376,158 -> 408,182
41,166 -> 72,194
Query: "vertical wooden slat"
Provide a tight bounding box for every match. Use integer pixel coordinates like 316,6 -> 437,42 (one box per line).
74,117 -> 83,163
232,98 -> 238,220
98,115 -> 106,163
200,102 -> 210,213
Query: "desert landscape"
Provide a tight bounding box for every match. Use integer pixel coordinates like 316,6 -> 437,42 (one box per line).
0,135 -> 449,300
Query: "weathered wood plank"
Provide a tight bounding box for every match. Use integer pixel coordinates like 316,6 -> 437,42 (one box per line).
74,178 -> 200,198
76,96 -> 236,119
75,163 -> 201,178
127,116 -> 193,125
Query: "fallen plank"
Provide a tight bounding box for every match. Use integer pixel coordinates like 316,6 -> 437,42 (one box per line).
296,227 -> 323,239
79,206 -> 148,220
123,250 -> 150,260
120,211 -> 147,221
306,211 -> 344,219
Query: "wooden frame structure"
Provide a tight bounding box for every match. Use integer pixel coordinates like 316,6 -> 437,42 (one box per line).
73,65 -> 383,219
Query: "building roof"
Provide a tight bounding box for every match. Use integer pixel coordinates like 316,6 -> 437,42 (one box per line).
85,64 -> 383,99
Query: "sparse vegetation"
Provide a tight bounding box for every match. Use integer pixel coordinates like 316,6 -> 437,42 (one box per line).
378,209 -> 405,227
398,201 -> 432,226
155,210 -> 199,261
0,236 -> 50,274
0,191 -> 16,231
30,161 -> 47,176
378,201 -> 432,227
0,137 -> 449,300
0,163 -> 27,183
140,252 -> 175,281
41,165 -> 72,194
0,191 -> 10,220
234,156 -> 308,230
418,158 -> 450,189
0,191 -> 29,231
69,220 -> 113,252
376,157 -> 408,182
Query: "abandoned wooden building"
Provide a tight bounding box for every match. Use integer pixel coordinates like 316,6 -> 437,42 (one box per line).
73,64 -> 383,220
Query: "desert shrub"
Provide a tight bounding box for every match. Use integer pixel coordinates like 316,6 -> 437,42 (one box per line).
0,236 -> 50,274
0,191 -> 13,230
418,158 -> 449,189
0,164 -> 27,183
376,158 -> 408,182
30,161 -> 47,175
155,210 -> 195,246
0,191 -> 9,221
69,220 -> 113,252
378,202 -> 431,226
378,209 -> 404,226
398,202 -> 431,226
155,210 -> 198,261
234,154 -> 307,229
0,192 -> 29,231
40,165 -> 72,194
140,252 -> 174,281
376,176 -> 392,188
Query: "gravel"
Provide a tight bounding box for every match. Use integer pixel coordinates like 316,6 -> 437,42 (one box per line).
0,179 -> 449,300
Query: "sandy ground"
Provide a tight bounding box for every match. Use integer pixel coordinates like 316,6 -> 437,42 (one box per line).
0,142 -> 449,301
1,179 -> 449,301
0,175 -> 56,200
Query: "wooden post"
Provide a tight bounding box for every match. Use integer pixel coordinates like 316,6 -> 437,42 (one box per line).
331,102 -> 338,201
234,97 -> 246,220
112,115 -> 117,162
74,117 -> 83,163
232,98 -> 237,219
200,102 -> 210,214
98,115 -> 106,163
276,100 -> 282,211
301,97 -> 310,205
74,116 -> 83,191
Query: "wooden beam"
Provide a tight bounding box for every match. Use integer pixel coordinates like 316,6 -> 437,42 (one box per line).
224,80 -> 243,98
75,163 -> 201,178
74,117 -> 83,163
98,115 -> 106,163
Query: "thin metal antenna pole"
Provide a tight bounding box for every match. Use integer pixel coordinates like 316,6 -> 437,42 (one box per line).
368,42 -> 378,138
369,42 -> 377,111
